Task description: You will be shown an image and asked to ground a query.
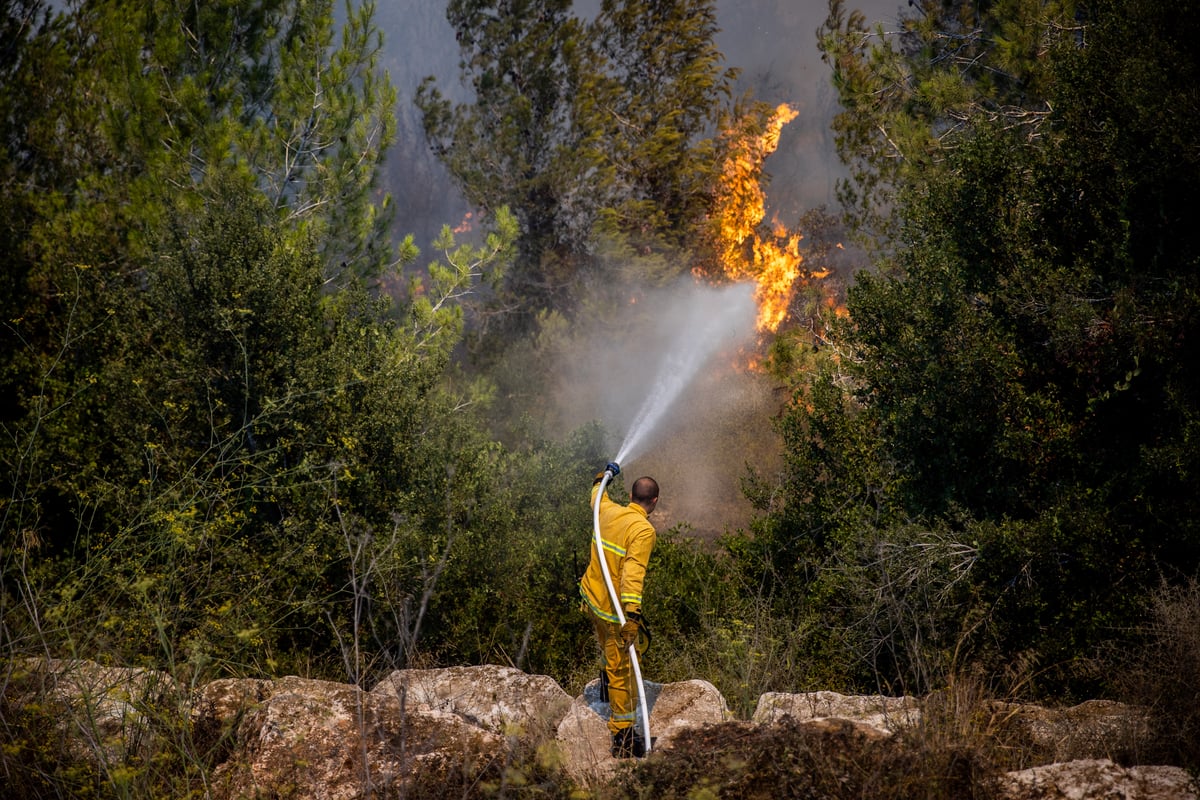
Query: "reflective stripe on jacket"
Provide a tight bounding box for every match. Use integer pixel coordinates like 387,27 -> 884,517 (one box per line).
580,482 -> 656,623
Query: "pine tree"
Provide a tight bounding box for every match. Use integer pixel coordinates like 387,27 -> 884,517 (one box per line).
418,0 -> 752,322
818,0 -> 1077,242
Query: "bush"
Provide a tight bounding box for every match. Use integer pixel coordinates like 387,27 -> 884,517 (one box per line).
1114,578 -> 1200,769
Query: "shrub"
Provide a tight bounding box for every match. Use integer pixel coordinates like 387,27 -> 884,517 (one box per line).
1114,578 -> 1200,769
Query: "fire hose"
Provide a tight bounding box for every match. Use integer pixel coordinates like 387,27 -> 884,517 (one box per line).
593,466 -> 652,754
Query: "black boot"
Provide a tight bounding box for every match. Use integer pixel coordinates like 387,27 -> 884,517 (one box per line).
610,726 -> 646,759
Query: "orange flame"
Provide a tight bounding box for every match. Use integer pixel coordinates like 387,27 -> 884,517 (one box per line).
705,101 -> 849,343
709,103 -> 802,333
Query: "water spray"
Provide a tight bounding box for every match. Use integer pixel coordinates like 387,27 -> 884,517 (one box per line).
592,463 -> 653,754
612,282 -> 757,465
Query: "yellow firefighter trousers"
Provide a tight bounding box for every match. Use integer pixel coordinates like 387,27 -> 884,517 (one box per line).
590,611 -> 639,735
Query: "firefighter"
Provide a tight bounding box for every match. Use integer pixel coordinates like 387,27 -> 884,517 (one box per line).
579,462 -> 658,758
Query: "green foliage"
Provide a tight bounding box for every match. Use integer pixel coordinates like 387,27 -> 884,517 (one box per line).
4,175 -> 444,676
418,0 -> 754,328
416,0 -> 586,305
410,206 -> 518,356
818,0 -> 1077,242
0,659 -> 233,800
263,0 -> 400,278
419,428 -> 607,679
740,0 -> 1200,698
580,0 -> 736,257
731,364 -> 896,606
0,0 -> 514,688
0,679 -> 106,799
5,4 -> 1200,795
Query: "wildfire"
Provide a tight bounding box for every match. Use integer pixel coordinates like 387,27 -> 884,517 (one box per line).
707,102 -> 837,335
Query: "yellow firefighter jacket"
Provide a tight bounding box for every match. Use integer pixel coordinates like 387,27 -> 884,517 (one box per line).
580,481 -> 657,623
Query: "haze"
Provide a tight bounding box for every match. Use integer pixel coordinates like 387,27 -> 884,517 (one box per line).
378,0 -> 905,537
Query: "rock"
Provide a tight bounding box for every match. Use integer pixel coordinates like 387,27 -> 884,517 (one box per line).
192,676 -> 273,725
752,689 -> 920,735
648,678 -> 732,746
792,715 -> 893,742
11,657 -> 1194,799
10,658 -> 178,769
997,758 -> 1199,800
371,664 -> 571,737
196,675 -> 505,800
555,677 -> 731,784
556,691 -> 622,785
991,699 -> 1153,763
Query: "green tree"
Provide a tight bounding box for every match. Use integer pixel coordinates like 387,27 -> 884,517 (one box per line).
418,0 -> 756,324
2,0 -> 400,528
0,0 -> 450,678
244,0 -> 399,278
416,0 -> 587,315
747,0 -> 1200,697
818,0 -> 1078,241
847,0 -> 1200,563
3,174 -> 520,678
579,0 -> 738,260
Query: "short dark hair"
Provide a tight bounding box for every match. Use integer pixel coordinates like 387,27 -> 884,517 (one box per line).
631,477 -> 659,505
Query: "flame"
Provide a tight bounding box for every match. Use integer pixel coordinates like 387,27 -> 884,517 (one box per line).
453,212 -> 474,234
703,102 -> 850,345
707,103 -> 803,333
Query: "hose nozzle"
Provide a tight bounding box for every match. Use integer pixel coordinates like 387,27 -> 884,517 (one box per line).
605,461 -> 621,477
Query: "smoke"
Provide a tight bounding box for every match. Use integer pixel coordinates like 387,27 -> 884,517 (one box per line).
373,0 -> 905,535
375,2 -> 472,251
378,0 -> 904,251
547,276 -> 783,539
613,282 -> 757,465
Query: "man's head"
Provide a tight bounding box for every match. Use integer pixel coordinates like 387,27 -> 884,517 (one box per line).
631,476 -> 659,514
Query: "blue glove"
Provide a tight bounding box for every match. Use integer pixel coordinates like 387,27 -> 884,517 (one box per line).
605,461 -> 621,477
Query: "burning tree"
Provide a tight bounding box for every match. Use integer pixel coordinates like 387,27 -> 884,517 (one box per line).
419,0 -> 777,329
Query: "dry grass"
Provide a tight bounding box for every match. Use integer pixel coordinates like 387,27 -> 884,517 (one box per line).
1113,579 -> 1200,770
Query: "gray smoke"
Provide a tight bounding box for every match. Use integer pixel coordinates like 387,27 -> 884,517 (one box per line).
376,0 -> 904,536
613,282 -> 757,465
380,0 -> 904,249
544,276 -> 782,539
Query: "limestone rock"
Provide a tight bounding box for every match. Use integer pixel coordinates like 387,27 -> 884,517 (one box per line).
11,657 -> 1194,799
11,658 -> 178,769
997,758 -> 1198,800
555,691 -> 622,785
792,715 -> 893,742
197,675 -> 505,800
192,676 -> 273,727
752,689 -> 920,735
555,677 -> 730,784
371,664 -> 571,737
991,699 -> 1153,763
648,678 -> 732,745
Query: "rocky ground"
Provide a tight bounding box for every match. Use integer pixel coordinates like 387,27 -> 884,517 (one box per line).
4,658 -> 1196,799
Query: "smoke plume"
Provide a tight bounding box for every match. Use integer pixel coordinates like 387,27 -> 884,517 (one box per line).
374,0 -> 905,535
548,277 -> 783,539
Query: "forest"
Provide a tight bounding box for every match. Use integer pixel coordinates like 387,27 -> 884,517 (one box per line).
3,0 -> 1200,790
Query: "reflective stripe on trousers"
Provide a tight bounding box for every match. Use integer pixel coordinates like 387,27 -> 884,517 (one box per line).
589,610 -> 637,734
